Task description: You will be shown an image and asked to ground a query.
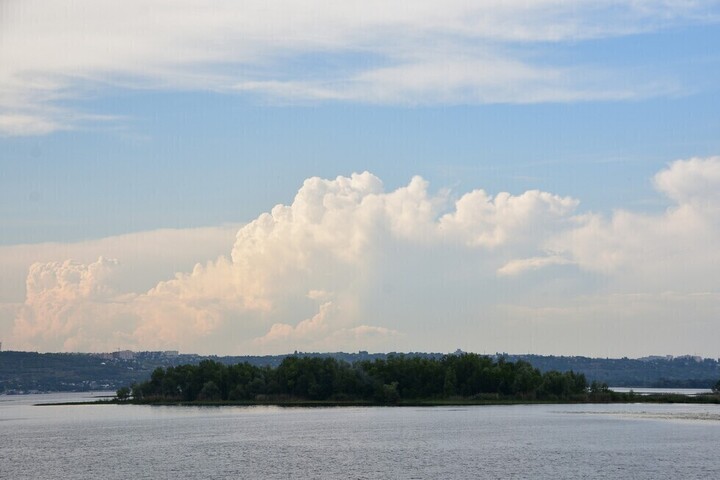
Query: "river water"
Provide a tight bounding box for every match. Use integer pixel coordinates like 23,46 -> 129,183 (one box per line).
2,392 -> 719,479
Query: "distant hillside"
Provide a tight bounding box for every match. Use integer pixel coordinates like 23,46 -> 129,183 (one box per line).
507,354 -> 720,389
1,350 -> 718,393
0,350 -> 402,393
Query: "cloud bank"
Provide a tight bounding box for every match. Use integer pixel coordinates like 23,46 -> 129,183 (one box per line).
0,225 -> 239,303
4,157 -> 720,356
2,0 -> 717,134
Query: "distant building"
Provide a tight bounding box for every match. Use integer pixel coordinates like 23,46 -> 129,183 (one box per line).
638,355 -> 674,362
676,355 -> 703,363
114,350 -> 135,360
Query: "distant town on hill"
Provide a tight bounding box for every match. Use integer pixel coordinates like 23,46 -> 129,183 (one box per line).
0,349 -> 718,394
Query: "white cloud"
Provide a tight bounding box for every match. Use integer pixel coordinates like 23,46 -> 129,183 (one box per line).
4,157 -> 720,355
5,171 -> 576,353
11,257 -> 137,352
0,225 -> 239,302
254,301 -> 334,346
653,156 -> 720,209
553,157 -> 720,289
497,255 -> 573,276
254,302 -> 401,352
25,257 -> 119,303
0,113 -> 64,136
439,189 -> 578,248
2,0 -> 714,134
233,58 -> 653,105
307,290 -> 331,301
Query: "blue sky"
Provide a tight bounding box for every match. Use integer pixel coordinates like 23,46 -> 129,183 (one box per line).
2,1 -> 720,356
5,93 -> 720,244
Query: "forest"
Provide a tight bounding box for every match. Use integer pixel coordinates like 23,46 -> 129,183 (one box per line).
127,354 -> 597,404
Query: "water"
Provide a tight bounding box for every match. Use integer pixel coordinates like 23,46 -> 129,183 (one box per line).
610,387 -> 712,395
2,392 -> 720,479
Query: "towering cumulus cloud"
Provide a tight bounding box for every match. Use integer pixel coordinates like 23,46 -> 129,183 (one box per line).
13,257 -> 136,352
9,158 -> 720,355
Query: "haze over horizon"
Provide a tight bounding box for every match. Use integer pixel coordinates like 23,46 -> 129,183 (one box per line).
2,1 -> 720,358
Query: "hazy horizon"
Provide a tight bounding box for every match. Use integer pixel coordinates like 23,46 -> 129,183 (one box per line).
2,348 -> 714,362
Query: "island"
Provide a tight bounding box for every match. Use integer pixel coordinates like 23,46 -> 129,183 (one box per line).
115,354 -> 720,406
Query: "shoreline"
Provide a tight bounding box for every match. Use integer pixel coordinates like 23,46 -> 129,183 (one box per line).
37,393 -> 720,407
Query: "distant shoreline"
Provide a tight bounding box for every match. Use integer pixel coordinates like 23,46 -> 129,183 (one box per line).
37,393 -> 720,407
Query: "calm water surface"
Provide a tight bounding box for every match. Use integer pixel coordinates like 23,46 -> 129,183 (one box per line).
610,387 -> 712,395
2,392 -> 719,479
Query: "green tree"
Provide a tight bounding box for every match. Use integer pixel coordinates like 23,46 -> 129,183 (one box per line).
116,386 -> 131,401
197,380 -> 221,401
511,362 -> 542,397
377,382 -> 400,404
713,379 -> 720,394
590,380 -> 609,394
443,367 -> 457,397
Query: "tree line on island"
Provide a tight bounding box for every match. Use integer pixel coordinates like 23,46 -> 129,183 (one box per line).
4,350 -> 718,394
119,353 -> 631,404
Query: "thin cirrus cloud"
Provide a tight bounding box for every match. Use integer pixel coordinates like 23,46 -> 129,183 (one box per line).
2,0 -> 717,135
3,157 -> 720,356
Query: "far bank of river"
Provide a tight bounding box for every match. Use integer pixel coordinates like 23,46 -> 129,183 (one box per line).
37,390 -> 720,407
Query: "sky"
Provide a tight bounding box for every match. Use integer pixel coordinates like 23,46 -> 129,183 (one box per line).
2,1 -> 720,357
